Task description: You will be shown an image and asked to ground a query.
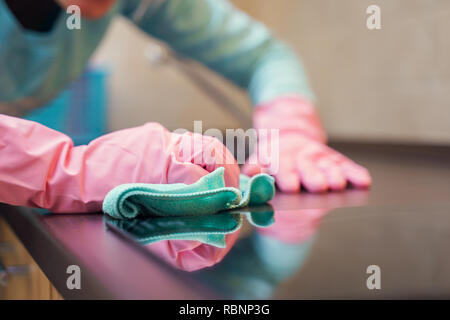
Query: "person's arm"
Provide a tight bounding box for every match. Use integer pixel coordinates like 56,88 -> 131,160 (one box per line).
122,0 -> 313,106
122,0 -> 371,193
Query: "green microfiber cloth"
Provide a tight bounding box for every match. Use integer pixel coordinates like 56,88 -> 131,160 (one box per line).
102,168 -> 275,247
103,167 -> 275,219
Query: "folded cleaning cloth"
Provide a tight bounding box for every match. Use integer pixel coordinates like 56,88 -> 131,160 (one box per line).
102,167 -> 275,247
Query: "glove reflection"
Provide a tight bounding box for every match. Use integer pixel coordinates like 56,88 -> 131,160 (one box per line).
194,208 -> 331,299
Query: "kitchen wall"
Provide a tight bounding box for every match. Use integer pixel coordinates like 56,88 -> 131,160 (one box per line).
92,0 -> 450,144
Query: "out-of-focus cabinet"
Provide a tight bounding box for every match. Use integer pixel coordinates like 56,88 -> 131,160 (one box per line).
0,217 -> 62,300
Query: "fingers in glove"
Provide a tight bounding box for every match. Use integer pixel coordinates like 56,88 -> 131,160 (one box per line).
296,156 -> 328,193
167,161 -> 211,185
201,135 -> 240,188
340,160 -> 372,189
241,153 -> 264,177
316,157 -> 347,191
274,160 -> 301,193
318,146 -> 371,189
174,133 -> 240,188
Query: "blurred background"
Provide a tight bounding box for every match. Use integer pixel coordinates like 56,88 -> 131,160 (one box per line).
87,0 -> 450,145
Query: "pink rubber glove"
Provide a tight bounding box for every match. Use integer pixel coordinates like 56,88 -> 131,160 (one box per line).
0,115 -> 239,212
242,96 -> 371,193
0,115 -> 240,271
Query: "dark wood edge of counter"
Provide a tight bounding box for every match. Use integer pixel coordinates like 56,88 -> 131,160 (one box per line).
0,204 -> 115,299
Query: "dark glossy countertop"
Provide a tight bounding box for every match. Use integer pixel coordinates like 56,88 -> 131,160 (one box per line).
1,143 -> 450,299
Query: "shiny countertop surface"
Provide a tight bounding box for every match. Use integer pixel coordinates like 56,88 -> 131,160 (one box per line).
1,143 -> 450,299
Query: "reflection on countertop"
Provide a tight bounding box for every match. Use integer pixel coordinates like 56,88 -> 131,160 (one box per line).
193,208 -> 329,299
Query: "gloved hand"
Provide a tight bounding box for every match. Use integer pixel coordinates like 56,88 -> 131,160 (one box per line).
0,115 -> 241,271
242,96 -> 372,193
0,114 -> 239,213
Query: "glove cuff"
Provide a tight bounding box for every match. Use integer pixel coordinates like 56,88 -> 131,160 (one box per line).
254,95 -> 327,143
